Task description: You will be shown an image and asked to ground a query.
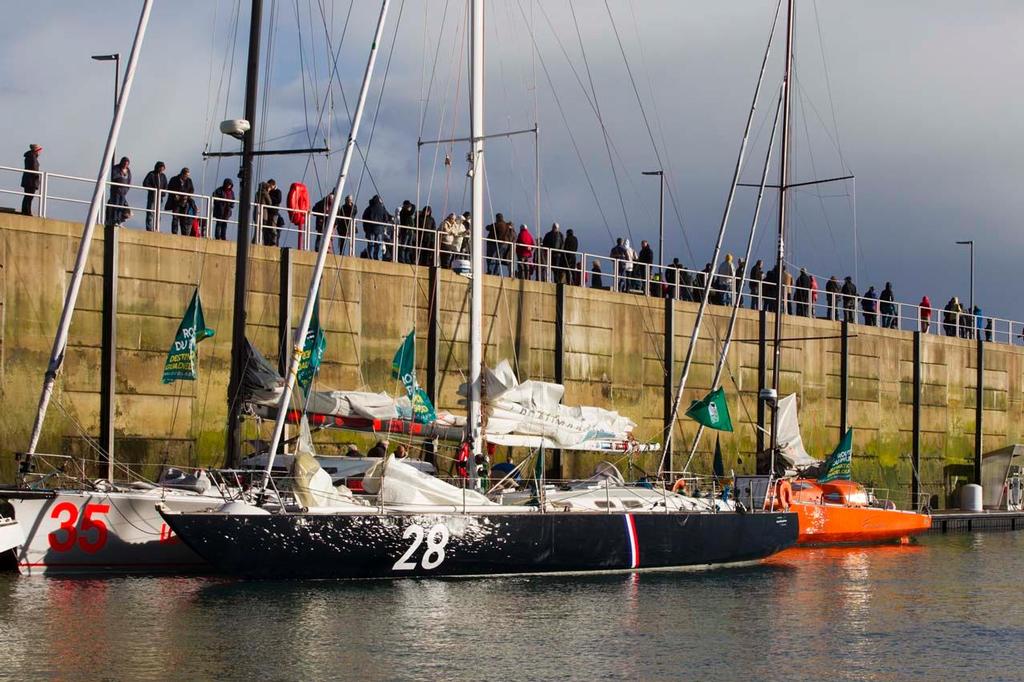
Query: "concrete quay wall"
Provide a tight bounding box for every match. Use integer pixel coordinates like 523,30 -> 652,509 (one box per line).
0,214 -> 1013,508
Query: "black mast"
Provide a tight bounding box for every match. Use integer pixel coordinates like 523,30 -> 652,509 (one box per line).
226,0 -> 263,466
769,0 -> 795,470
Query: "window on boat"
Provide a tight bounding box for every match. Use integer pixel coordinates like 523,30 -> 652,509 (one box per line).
622,500 -> 644,509
594,500 -> 620,509
823,492 -> 844,504
791,482 -> 815,491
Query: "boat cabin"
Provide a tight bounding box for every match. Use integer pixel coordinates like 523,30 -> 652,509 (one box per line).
791,479 -> 869,507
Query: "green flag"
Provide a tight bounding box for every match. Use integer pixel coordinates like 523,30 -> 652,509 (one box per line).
391,330 -> 436,423
162,290 -> 215,383
297,298 -> 327,392
713,436 -> 725,479
818,428 -> 854,483
685,387 -> 733,432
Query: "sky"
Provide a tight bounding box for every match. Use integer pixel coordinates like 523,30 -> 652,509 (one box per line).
2,0 -> 1024,320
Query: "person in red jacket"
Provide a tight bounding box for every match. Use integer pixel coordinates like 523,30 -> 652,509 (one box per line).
515,224 -> 535,279
919,295 -> 932,333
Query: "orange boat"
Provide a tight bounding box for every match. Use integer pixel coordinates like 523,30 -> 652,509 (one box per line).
769,478 -> 931,545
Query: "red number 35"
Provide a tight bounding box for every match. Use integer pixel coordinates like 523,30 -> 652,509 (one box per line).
48,502 -> 111,554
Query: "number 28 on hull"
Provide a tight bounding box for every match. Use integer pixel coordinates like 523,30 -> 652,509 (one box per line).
159,509 -> 798,579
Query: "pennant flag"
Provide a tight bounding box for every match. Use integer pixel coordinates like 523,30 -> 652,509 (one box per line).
162,290 -> 215,383
713,436 -> 725,479
818,428 -> 854,483
685,387 -> 734,432
391,330 -> 436,423
297,298 -> 327,392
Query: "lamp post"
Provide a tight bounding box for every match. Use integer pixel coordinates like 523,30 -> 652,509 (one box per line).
956,240 -> 974,311
91,53 -> 121,112
642,170 -> 665,269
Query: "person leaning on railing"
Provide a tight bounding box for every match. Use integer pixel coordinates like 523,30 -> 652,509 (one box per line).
165,167 -> 195,236
107,157 -> 132,227
515,223 -> 535,279
417,205 -> 436,266
20,143 -> 42,216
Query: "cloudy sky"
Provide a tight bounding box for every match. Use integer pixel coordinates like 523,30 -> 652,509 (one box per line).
3,1 -> 1023,320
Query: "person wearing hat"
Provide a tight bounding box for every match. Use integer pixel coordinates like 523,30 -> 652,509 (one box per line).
20,144 -> 42,216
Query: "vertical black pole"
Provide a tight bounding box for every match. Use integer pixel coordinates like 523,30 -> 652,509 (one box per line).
278,248 -> 292,376
425,266 -> 440,467
663,297 -> 675,473
226,0 -> 263,467
975,337 -> 984,484
756,309 -> 766,461
840,319 -> 849,437
551,282 -> 565,478
99,222 -> 118,479
912,331 -> 921,509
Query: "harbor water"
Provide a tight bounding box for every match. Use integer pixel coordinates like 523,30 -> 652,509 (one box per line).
1,533 -> 1022,680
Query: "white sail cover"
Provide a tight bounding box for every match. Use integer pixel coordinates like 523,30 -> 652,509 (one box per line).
776,393 -> 818,468
461,360 -> 638,450
363,456 -> 496,507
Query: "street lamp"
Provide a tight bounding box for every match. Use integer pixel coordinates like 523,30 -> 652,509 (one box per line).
91,53 -> 121,114
642,170 -> 665,269
955,240 -> 974,311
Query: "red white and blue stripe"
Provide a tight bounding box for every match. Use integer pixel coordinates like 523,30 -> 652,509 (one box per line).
624,514 -> 640,568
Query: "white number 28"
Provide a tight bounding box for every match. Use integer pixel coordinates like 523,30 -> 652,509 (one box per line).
392,523 -> 450,571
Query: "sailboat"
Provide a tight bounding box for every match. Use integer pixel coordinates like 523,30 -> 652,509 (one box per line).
1,0 -> 274,575
159,0 -> 797,580
753,0 -> 929,545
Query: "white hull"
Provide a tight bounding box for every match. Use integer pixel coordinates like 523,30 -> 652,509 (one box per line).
0,517 -> 23,555
6,488 -> 222,575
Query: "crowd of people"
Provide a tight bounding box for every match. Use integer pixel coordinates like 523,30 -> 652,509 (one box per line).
15,144 -> 996,341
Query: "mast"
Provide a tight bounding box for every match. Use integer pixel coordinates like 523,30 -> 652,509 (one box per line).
467,0 -> 485,488
769,0 -> 796,468
23,0 -> 155,469
259,0 -> 391,492
226,0 -> 263,467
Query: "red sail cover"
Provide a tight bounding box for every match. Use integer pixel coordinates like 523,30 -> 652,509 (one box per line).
287,182 -> 310,226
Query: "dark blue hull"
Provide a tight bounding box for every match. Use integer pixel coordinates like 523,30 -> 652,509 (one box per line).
160,509 -> 797,579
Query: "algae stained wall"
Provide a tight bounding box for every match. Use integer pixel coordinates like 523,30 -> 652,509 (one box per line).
0,214 -> 1017,508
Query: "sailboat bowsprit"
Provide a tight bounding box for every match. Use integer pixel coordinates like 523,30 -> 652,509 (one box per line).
159,506 -> 797,579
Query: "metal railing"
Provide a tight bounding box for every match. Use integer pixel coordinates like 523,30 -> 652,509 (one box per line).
2,163 -> 1018,344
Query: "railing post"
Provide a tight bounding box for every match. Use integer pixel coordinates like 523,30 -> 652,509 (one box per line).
205,193 -> 213,238
154,187 -> 161,232
41,171 -> 48,218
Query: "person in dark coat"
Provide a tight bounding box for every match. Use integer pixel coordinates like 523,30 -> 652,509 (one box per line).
495,215 -> 515,277
20,144 -> 42,216
563,229 -> 580,285
748,259 -> 764,309
210,178 -> 234,240
142,161 -> 167,231
260,179 -> 282,246
590,261 -> 605,290
165,168 -> 196,235
542,223 -> 564,283
942,297 -> 960,337
763,265 -> 779,312
664,258 -> 680,299
417,205 -> 437,266
367,439 -> 389,459
398,200 -> 417,264
638,240 -> 655,295
312,192 -> 336,252
362,195 -> 391,260
610,238 -> 627,290
794,268 -> 811,317
679,266 -> 695,302
107,156 -> 132,227
337,195 -> 357,256
825,276 -> 840,320
841,276 -> 857,323
861,285 -> 877,326
879,282 -> 897,328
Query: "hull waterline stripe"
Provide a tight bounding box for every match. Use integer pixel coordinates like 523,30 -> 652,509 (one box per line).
624,513 -> 640,568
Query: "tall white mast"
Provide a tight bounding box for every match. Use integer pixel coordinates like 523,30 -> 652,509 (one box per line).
25,0 -> 155,462
259,0 -> 391,490
467,0 -> 485,487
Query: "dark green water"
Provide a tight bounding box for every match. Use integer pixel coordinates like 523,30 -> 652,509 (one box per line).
1,533 -> 1021,681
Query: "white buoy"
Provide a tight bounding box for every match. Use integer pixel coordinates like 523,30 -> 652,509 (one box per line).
961,483 -> 983,512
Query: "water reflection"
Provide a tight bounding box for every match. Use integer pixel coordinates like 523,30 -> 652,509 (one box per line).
2,535 -> 1024,680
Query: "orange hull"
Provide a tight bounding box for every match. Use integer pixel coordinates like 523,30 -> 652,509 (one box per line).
790,501 -> 931,545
